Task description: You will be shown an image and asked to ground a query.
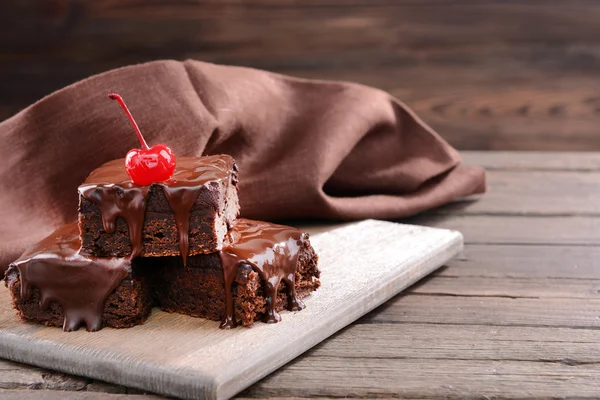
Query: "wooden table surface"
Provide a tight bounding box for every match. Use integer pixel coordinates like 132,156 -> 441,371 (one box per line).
1,151 -> 598,399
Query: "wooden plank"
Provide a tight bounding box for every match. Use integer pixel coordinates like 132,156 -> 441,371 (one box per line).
440,244 -> 600,280
410,275 -> 600,299
242,357 -> 600,399
0,359 -> 148,394
7,1 -> 600,69
345,66 -> 600,151
462,151 -> 600,171
410,241 -> 600,300
364,294 -> 600,328
308,323 -> 600,364
439,170 -> 600,216
0,220 -> 462,400
0,390 -> 162,399
237,398 -> 413,400
407,214 -> 600,245
0,359 -> 87,391
414,156 -> 600,216
3,2 -> 600,149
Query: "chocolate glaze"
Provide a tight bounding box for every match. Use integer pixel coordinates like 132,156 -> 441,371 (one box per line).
11,224 -> 130,332
219,218 -> 306,329
79,155 -> 234,263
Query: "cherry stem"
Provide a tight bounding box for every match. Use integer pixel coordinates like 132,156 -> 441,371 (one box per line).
108,93 -> 149,150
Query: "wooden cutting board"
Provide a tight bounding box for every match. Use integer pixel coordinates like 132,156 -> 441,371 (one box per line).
0,219 -> 462,400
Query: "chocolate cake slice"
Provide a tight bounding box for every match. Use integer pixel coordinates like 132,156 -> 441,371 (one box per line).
149,218 -> 321,328
6,220 -> 320,331
78,154 -> 239,261
5,224 -> 152,332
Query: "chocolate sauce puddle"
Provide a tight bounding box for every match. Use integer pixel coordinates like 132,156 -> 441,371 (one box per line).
218,219 -> 305,329
79,156 -> 233,261
12,224 -> 129,332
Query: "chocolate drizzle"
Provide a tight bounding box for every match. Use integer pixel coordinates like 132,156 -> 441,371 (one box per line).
218,219 -> 306,329
81,185 -> 150,259
11,224 -> 130,332
79,155 -> 234,263
161,186 -> 204,266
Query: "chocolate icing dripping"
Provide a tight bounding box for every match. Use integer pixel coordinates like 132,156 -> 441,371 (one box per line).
161,186 -> 204,266
13,224 -> 130,332
81,185 -> 149,259
79,155 -> 234,261
218,219 -> 306,329
219,252 -> 239,329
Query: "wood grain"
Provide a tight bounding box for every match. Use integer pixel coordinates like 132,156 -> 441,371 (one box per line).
243,357 -> 600,399
0,220 -> 462,400
0,359 -> 87,391
439,152 -> 600,216
0,390 -> 161,400
410,275 -> 600,299
408,214 -> 600,245
438,170 -> 600,216
365,295 -> 600,328
2,2 -> 600,150
440,244 -> 600,279
308,323 -> 600,363
462,151 -> 600,171
246,334 -> 597,397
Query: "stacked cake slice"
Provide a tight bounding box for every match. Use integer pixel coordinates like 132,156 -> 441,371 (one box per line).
5,155 -> 320,332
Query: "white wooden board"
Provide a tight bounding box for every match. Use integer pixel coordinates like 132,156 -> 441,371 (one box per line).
0,219 -> 462,400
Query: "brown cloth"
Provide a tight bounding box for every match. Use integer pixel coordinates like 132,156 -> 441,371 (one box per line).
0,60 -> 485,273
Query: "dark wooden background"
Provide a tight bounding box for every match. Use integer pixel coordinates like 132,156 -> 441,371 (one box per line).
1,0 -> 599,150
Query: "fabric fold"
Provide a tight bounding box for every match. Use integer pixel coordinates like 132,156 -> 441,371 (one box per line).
0,59 -> 485,272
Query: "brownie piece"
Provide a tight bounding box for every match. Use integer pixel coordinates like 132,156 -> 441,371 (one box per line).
148,219 -> 321,327
6,219 -> 320,331
78,154 -> 239,260
4,224 -> 152,332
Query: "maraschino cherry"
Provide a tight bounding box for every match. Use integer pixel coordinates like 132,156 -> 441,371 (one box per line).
108,93 -> 176,186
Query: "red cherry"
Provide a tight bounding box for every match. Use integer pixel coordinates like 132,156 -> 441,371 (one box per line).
108,93 -> 176,185
125,144 -> 176,186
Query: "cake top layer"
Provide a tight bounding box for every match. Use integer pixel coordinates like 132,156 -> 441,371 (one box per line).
79,154 -> 235,191
10,223 -> 130,332
78,154 -> 238,261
